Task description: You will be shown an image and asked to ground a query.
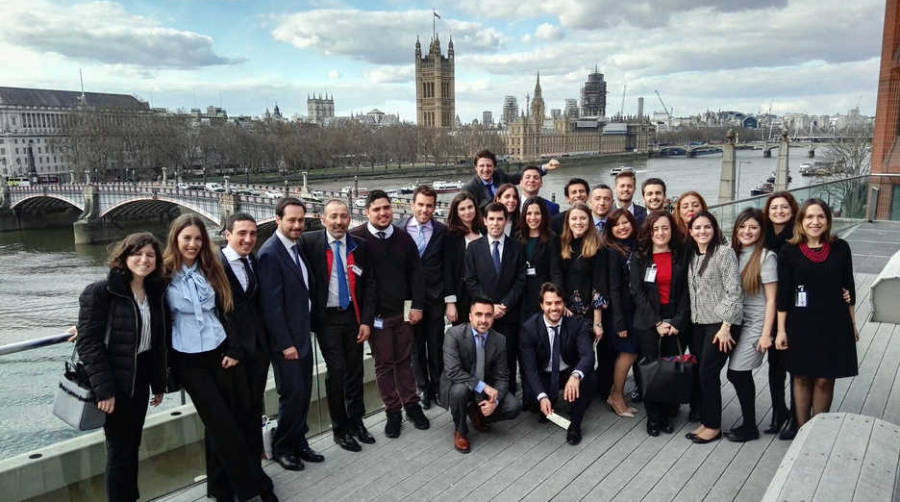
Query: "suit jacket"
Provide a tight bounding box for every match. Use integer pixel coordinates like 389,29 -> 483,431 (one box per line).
514,231 -> 561,318
629,249 -> 690,332
401,217 -> 447,304
257,233 -> 315,357
632,204 -> 647,225
550,209 -> 568,235
519,313 -> 594,400
464,235 -> 526,320
300,230 -> 376,333
535,196 -> 560,218
607,247 -> 636,334
462,167 -> 543,209
439,322 -> 509,406
218,249 -> 268,361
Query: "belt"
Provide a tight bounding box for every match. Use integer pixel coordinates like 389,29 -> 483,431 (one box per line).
325,304 -> 354,313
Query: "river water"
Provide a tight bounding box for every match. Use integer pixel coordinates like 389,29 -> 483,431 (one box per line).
0,149 -> 818,459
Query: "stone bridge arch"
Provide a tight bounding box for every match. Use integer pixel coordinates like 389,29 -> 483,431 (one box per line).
10,194 -> 84,213
100,196 -> 220,226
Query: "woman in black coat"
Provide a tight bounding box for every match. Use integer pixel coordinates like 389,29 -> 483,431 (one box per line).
629,211 -> 691,436
76,232 -> 168,502
443,191 -> 485,325
515,196 -> 560,319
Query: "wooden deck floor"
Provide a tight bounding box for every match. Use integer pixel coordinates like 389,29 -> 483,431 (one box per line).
158,222 -> 900,502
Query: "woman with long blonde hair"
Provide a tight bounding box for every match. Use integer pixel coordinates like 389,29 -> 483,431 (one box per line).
553,202 -> 607,337
164,214 -> 276,502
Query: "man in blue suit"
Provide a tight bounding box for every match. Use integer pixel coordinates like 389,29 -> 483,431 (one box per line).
614,170 -> 647,225
461,149 -> 558,210
518,164 -> 560,217
257,197 -> 323,471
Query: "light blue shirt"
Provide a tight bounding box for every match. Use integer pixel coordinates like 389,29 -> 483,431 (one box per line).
471,327 -> 488,394
167,263 -> 227,354
405,218 -> 433,250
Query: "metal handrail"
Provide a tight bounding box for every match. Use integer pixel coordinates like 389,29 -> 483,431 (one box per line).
0,333 -> 70,356
707,174 -> 871,209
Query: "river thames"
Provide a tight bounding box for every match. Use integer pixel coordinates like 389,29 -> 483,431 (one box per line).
0,149 -> 819,459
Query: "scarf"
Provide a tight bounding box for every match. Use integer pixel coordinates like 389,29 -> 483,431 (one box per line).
177,263 -> 213,324
799,241 -> 831,263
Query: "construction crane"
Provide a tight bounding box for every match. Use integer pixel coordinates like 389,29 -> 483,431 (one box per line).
654,90 -> 672,123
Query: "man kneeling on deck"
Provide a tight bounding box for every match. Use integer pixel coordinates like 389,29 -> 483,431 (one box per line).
520,283 -> 595,445
440,298 -> 521,453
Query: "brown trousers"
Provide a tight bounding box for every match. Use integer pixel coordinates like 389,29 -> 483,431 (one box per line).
369,315 -> 420,411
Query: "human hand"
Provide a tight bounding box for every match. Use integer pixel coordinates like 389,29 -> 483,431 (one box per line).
150,394 -> 164,407
282,346 -> 299,360
66,325 -> 78,343
617,330 -> 628,339
775,331 -> 788,350
668,325 -> 679,336
842,288 -> 852,304
357,324 -> 371,343
408,309 -> 423,325
656,323 -> 669,336
713,326 -> 735,352
97,397 -> 115,414
564,375 -> 581,402
564,308 -> 574,317
756,334 -> 772,354
445,303 -> 458,324
482,385 -> 499,403
493,304 -> 507,319
539,397 -> 553,417
222,356 -> 239,369
479,399 -> 498,417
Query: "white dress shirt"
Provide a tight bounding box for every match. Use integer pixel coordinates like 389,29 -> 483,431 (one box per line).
326,232 -> 349,308
222,244 -> 251,292
367,222 -> 394,239
488,234 -> 505,266
275,229 -> 311,309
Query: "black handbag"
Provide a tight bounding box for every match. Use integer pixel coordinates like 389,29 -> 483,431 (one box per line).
638,336 -> 697,405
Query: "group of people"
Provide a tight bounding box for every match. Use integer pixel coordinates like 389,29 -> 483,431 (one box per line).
74,149 -> 860,501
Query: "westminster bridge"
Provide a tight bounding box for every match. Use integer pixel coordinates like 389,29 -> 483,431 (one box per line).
0,181 -> 431,244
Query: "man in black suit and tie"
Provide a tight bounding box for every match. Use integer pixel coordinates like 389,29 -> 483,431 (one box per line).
441,298 -> 521,453
518,164 -> 560,217
614,170 -> 647,225
217,213 -> 275,499
589,184 -> 614,233
520,283 -> 595,445
464,202 -> 526,396
461,149 -> 558,209
301,200 -> 377,452
403,185 -> 447,409
257,197 -> 323,471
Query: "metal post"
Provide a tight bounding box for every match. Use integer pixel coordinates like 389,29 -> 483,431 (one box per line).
283,179 -> 289,197
224,175 -> 231,194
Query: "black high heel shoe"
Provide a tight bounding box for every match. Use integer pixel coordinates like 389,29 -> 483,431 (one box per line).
764,413 -> 788,434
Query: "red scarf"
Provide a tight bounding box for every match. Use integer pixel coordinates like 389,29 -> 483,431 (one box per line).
799,241 -> 831,263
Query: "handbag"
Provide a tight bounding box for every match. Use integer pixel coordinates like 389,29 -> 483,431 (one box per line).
638,336 -> 697,405
52,348 -> 106,430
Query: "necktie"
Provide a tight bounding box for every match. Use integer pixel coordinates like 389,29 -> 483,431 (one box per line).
377,231 -> 386,240
475,333 -> 485,384
485,182 -> 495,198
491,240 -> 501,275
596,220 -> 605,232
550,325 -> 561,396
291,244 -> 308,291
416,224 -> 427,256
333,240 -> 350,309
239,256 -> 255,292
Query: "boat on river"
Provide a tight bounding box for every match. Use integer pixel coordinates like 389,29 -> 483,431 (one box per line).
433,180 -> 463,193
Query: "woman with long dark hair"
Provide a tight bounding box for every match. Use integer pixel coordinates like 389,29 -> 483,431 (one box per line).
776,199 -> 857,428
673,191 -> 708,238
76,233 -> 168,501
629,211 -> 690,436
603,208 -> 640,417
762,191 -> 800,437
685,211 -> 742,444
516,197 -> 560,319
494,183 -> 520,236
443,191 -> 485,325
724,208 -> 778,443
164,214 -> 276,502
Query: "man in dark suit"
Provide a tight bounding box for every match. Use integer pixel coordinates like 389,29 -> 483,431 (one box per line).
461,149 -> 558,209
349,190 -> 429,438
589,184 -> 614,233
641,177 -> 668,213
301,200 -> 377,452
614,170 -> 647,225
464,202 -> 526,396
402,185 -> 447,409
440,298 -> 521,453
520,282 -> 595,445
217,213 -> 275,499
519,164 -> 560,217
257,197 -> 323,471
550,178 -> 591,234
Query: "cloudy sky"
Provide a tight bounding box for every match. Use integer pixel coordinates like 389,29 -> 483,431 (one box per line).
0,0 -> 885,122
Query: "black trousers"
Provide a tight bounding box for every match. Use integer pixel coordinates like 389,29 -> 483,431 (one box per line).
175,349 -> 271,501
271,347 -> 313,455
103,352 -> 151,502
447,383 -> 521,435
242,347 -> 270,461
317,308 -> 366,434
636,326 -> 683,424
727,369 -> 756,429
412,300 -> 446,401
691,323 -> 740,430
537,368 -> 593,427
768,348 -> 793,423
594,337 -> 616,398
495,319 -> 520,395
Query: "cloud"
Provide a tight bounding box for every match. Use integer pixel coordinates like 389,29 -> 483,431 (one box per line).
0,0 -> 243,69
271,9 -> 503,64
534,23 -> 563,41
328,69 -> 340,79
365,66 -> 414,84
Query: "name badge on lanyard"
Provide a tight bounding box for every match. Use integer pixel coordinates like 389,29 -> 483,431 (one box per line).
526,261 -> 536,276
796,285 -> 807,308
373,317 -> 384,329
644,263 -> 657,283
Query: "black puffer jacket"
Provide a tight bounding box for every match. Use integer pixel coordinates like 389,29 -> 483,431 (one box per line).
75,269 -> 168,401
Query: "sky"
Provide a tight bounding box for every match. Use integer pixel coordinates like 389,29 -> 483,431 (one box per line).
0,0 -> 886,123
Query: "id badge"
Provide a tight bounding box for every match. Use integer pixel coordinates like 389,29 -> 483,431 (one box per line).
526,267 -> 536,276
373,317 -> 384,329
350,264 -> 363,276
795,285 -> 807,308
644,264 -> 657,283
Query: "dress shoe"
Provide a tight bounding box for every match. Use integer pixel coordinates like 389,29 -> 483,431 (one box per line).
421,394 -> 432,410
660,421 -> 674,434
690,431 -> 722,444
297,446 -> 324,463
405,404 -> 431,430
334,432 -> 362,452
606,399 -> 635,418
260,490 -> 279,502
385,410 -> 403,438
688,408 -> 702,422
566,424 -> 582,445
724,427 -> 760,443
467,403 -> 490,432
646,421 -> 661,437
454,431 -> 471,453
779,418 -> 798,440
350,423 -> 376,444
272,453 -> 304,471
764,414 -> 788,434
628,389 -> 643,403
